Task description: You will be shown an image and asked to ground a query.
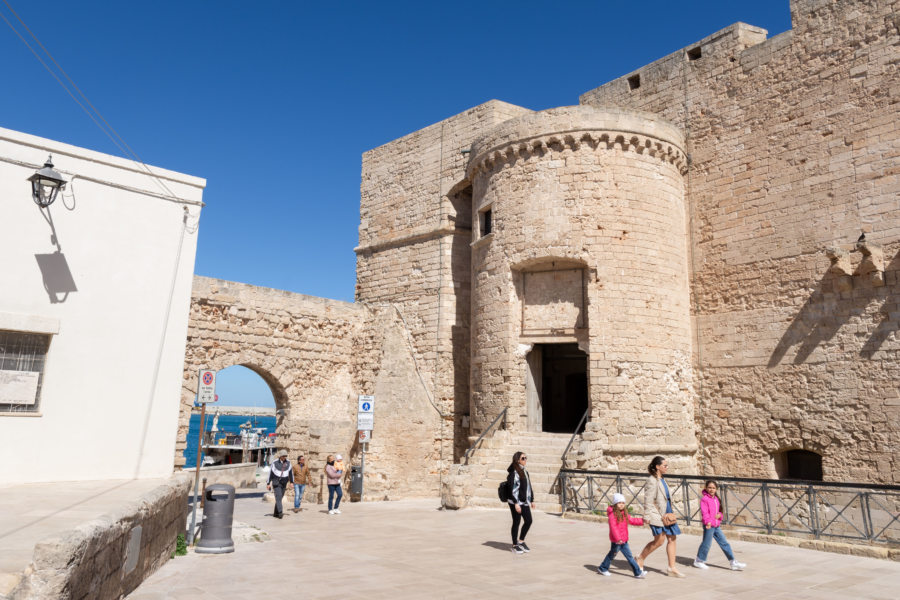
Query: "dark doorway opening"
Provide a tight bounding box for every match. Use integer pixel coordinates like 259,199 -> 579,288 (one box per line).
540,343 -> 588,434
776,449 -> 823,481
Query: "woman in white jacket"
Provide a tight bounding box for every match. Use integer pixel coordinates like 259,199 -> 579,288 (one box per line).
637,455 -> 685,577
506,451 -> 534,554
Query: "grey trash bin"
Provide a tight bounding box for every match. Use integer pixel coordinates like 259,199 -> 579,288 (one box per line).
196,484 -> 235,554
350,465 -> 363,495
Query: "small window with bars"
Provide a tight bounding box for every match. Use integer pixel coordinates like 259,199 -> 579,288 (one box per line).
0,331 -> 51,414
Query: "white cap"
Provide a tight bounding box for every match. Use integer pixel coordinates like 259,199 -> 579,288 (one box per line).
335,454 -> 343,460
612,493 -> 626,505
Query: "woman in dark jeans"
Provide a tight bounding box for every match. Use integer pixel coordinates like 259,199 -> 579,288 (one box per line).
325,454 -> 343,514
506,451 -> 534,554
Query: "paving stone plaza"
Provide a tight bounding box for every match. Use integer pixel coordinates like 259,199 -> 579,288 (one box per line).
129,498 -> 900,599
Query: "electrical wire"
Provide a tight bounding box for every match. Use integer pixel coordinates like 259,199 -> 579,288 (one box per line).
1,0 -> 183,203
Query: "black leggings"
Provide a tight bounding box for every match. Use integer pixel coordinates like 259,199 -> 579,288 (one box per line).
509,503 -> 533,545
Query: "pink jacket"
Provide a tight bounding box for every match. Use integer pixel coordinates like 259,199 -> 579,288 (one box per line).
701,491 -> 723,527
607,505 -> 643,543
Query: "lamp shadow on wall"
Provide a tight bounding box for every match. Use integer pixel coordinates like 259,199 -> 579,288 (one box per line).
34,251 -> 77,304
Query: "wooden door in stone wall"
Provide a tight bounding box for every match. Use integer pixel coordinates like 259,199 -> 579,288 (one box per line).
526,346 -> 542,432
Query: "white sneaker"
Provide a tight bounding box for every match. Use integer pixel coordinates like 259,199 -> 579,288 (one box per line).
730,560 -> 746,571
693,560 -> 709,569
597,568 -> 610,576
334,508 -> 341,514
328,509 -> 335,514
635,570 -> 647,579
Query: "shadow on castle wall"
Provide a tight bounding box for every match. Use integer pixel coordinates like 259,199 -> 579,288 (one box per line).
769,250 -> 900,366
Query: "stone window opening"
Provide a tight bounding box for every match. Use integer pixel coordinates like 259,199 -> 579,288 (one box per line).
687,46 -> 702,61
775,449 -> 823,481
478,207 -> 492,238
0,330 -> 51,414
627,74 -> 641,90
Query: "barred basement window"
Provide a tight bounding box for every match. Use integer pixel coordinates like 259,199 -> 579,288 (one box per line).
0,331 -> 50,413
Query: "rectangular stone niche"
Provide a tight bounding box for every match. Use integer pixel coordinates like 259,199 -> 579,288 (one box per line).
522,269 -> 584,332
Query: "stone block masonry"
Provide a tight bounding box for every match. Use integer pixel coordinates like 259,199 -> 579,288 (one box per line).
8,473 -> 191,600
180,276 -> 444,501
180,0 -> 899,499
580,0 -> 900,482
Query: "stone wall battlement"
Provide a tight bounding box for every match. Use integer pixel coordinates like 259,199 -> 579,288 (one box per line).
467,106 -> 687,177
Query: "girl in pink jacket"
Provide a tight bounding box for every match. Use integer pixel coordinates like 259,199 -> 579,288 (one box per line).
597,493 -> 647,578
693,480 -> 746,570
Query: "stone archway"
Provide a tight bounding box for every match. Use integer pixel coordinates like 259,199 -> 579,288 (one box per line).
177,276 -> 444,501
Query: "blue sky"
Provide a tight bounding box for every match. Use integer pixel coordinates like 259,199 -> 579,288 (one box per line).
1,1 -> 792,405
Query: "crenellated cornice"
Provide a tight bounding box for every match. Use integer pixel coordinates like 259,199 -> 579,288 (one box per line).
466,106 -> 688,178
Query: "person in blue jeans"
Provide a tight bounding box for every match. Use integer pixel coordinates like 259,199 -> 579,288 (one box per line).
694,480 -> 746,571
325,454 -> 344,514
291,455 -> 309,512
597,493 -> 647,578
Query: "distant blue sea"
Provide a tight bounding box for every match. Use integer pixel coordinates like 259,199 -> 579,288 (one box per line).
183,413 -> 276,466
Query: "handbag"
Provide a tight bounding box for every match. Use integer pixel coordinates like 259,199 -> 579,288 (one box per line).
662,512 -> 678,526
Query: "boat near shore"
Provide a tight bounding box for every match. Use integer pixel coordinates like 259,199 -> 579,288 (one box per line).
199,415 -> 277,469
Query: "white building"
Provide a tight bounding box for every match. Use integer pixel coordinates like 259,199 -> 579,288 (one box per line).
0,127 -> 204,483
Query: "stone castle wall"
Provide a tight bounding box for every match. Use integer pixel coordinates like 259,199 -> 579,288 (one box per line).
466,106 -> 696,471
180,276 -> 443,500
356,100 -> 533,459
180,0 -> 898,492
580,0 -> 900,481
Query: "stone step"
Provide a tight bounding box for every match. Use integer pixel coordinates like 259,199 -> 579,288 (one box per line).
495,450 -> 565,463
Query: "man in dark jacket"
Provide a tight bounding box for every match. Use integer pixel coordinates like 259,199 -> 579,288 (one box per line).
267,449 -> 293,518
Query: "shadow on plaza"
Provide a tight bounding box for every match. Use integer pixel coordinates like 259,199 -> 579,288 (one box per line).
482,541 -> 514,552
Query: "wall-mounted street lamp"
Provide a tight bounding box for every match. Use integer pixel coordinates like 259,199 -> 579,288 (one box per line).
27,155 -> 67,208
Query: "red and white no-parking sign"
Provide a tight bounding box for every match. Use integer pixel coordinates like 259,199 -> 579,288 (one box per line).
198,369 -> 217,403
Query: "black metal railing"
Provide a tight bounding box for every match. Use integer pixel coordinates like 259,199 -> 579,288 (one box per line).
559,469 -> 900,546
463,408 -> 507,465
560,409 -> 589,470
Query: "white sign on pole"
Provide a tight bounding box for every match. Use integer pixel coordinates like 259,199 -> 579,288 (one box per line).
198,369 -> 217,403
358,430 -> 371,443
357,394 -> 374,430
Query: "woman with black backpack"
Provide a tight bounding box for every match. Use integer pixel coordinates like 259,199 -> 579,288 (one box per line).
506,450 -> 534,554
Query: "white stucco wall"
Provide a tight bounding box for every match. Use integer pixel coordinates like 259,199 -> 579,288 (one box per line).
0,127 -> 204,483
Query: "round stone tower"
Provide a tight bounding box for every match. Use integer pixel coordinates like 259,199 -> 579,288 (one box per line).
466,105 -> 696,471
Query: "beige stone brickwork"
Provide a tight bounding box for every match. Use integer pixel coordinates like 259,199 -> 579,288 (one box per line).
181,0 -> 898,498
580,0 -> 900,481
179,276 -> 442,500
466,106 -> 695,472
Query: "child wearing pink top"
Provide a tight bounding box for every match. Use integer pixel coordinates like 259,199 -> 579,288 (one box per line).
693,480 -> 746,571
597,493 -> 647,578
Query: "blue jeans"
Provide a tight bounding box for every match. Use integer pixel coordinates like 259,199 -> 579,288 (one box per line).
599,542 -> 641,576
328,484 -> 343,510
697,526 -> 734,562
293,484 -> 306,509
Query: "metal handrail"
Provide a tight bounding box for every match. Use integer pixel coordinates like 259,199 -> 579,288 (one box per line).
463,408 -> 507,464
558,469 -> 900,546
560,409 -> 589,469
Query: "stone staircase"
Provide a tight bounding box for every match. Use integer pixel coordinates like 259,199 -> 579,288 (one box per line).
467,432 -> 571,512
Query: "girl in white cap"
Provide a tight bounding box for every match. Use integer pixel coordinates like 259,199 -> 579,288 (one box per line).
597,493 -> 647,578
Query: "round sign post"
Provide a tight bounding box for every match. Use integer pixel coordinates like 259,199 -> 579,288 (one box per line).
188,369 -> 217,545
